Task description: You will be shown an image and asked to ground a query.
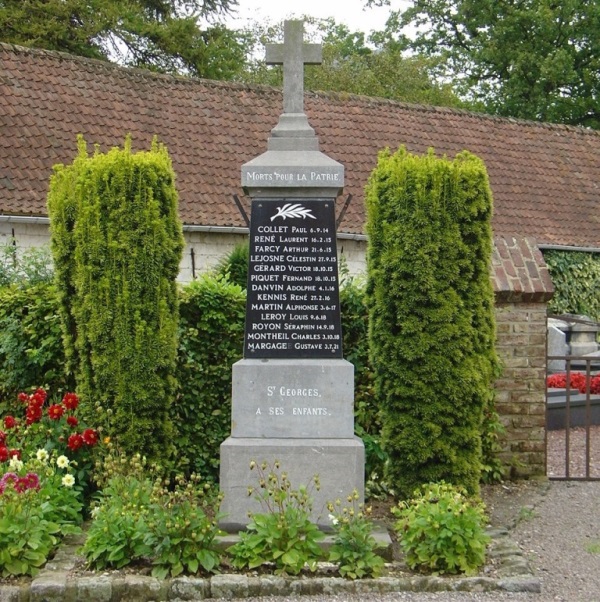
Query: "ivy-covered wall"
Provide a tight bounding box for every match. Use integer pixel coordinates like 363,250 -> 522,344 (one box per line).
543,250 -> 600,322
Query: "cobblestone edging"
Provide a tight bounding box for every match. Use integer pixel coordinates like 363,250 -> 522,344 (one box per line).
0,527 -> 540,601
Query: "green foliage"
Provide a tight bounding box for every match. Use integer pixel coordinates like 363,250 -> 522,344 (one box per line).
392,482 -> 489,575
85,451 -> 223,574
240,18 -> 463,107
384,0 -> 600,127
0,283 -> 70,407
0,242 -> 53,287
480,405 -> 507,484
47,136 -> 184,462
0,450 -> 85,577
0,489 -> 60,577
214,241 -> 249,289
339,274 -> 388,489
145,479 -> 223,579
174,274 -> 245,479
326,491 -> 385,579
228,461 -> 325,575
0,0 -> 248,80
543,250 -> 600,322
365,146 -> 500,498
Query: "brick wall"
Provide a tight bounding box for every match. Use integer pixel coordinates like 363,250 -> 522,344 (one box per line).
491,236 -> 554,477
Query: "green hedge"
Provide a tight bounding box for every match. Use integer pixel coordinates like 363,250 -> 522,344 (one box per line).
173,274 -> 245,480
543,250 -> 600,322
365,147 -> 500,498
0,283 -> 70,413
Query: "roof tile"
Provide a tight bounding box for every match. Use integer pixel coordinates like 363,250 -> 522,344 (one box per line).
0,43 -> 599,248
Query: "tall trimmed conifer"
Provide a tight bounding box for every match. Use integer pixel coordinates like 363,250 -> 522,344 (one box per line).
365,147 -> 499,498
48,136 -> 184,460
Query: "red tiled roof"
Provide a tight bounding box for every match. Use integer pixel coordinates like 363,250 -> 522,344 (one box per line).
1,43 -> 599,248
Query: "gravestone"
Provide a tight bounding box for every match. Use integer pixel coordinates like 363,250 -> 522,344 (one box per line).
219,20 -> 364,531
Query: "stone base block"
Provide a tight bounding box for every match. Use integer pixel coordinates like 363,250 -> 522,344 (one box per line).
219,437 -> 364,531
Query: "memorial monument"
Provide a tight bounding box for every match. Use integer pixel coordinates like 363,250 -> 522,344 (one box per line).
219,20 -> 365,530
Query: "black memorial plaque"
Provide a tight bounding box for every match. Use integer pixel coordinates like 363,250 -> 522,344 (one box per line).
244,198 -> 343,359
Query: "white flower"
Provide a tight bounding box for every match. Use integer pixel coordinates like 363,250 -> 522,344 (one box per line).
90,506 -> 101,519
61,474 -> 75,488
36,449 -> 49,463
56,455 -> 70,469
9,457 -> 23,471
328,513 -> 339,526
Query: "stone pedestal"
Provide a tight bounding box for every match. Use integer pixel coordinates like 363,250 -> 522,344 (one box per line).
220,358 -> 364,530
220,436 -> 364,531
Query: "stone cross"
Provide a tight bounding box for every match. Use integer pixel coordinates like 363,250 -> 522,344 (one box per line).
266,20 -> 322,115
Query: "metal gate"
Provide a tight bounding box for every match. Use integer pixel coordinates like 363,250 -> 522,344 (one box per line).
546,355 -> 600,480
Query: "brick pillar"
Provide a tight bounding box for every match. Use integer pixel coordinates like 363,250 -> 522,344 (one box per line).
491,236 -> 554,477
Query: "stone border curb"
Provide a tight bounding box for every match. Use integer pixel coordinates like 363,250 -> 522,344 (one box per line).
0,527 -> 540,601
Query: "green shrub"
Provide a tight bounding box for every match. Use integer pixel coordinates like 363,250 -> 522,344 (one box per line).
228,461 -> 324,575
173,274 -> 245,479
0,283 -> 69,410
0,243 -> 53,287
214,241 -> 249,289
47,136 -> 184,461
543,250 -> 600,322
393,482 -> 489,575
365,147 -> 500,498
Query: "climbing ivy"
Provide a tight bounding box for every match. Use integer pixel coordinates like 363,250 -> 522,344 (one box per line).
543,250 -> 600,322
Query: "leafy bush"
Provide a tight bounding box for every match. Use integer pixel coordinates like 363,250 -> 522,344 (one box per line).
173,274 -> 245,479
48,136 -> 185,461
0,283 -> 69,409
228,461 -> 325,575
84,452 -> 223,575
214,241 -> 249,289
0,242 -> 53,287
365,147 -> 500,498
543,250 -> 600,322
393,482 -> 489,575
0,438 -> 85,577
326,490 -> 385,579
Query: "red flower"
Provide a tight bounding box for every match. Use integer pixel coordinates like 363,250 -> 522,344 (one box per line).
0,431 -> 6,445
591,376 -> 600,395
82,428 -> 99,446
47,404 -> 64,420
62,393 -> 80,411
18,392 -> 29,403
26,405 -> 43,425
67,416 -> 79,427
33,388 -> 47,404
3,416 -> 17,429
9,449 -> 21,460
67,433 -> 84,451
0,446 -> 9,462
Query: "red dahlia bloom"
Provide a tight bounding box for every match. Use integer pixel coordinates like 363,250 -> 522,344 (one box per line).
47,404 -> 64,420
3,416 -> 17,429
62,393 -> 80,411
26,406 -> 43,425
67,416 -> 78,427
9,449 -> 21,459
67,433 -> 84,451
82,428 -> 99,446
0,446 -> 9,462
33,388 -> 47,403
18,392 -> 29,403
0,431 -> 6,445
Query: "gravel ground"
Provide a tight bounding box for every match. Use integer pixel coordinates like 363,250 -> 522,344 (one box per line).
238,480 -> 600,602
